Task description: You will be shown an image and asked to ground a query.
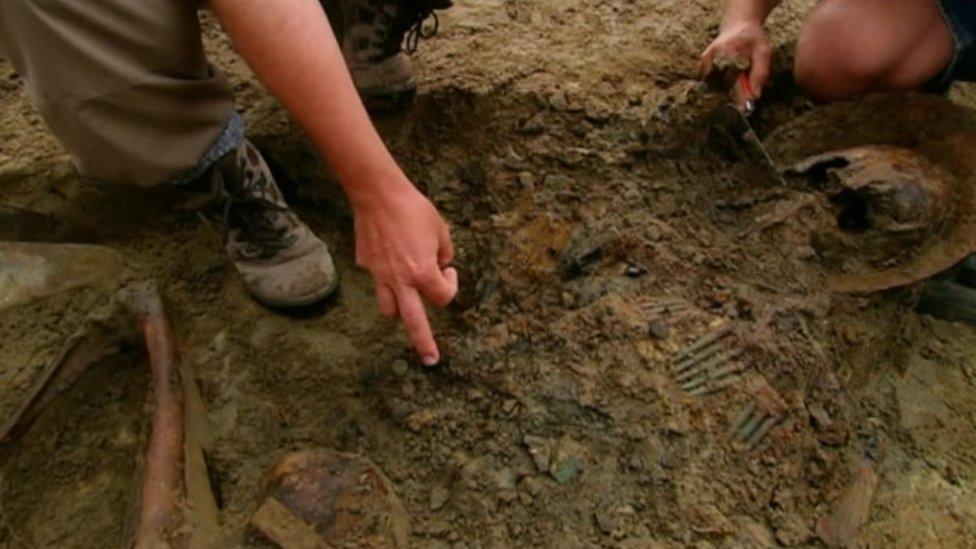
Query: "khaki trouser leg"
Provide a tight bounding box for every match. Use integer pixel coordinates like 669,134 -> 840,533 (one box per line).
0,0 -> 237,186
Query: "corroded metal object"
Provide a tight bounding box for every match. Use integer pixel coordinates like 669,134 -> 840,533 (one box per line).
758,93 -> 976,292
791,146 -> 951,240
728,377 -> 788,451
788,145 -> 976,292
252,450 -> 409,549
672,323 -> 746,396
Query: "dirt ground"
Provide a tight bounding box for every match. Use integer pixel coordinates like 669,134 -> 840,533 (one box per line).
3,0 -> 976,547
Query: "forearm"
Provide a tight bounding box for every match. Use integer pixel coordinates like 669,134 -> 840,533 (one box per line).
721,0 -> 782,29
208,0 -> 411,206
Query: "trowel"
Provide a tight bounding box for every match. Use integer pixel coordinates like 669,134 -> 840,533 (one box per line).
0,241 -> 124,310
730,74 -> 785,181
705,62 -> 788,186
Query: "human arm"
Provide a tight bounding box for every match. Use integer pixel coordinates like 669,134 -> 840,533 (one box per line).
700,0 -> 784,98
208,0 -> 457,365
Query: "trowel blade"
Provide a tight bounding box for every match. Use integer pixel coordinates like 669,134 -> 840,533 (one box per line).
736,109 -> 785,180
0,242 -> 124,310
707,102 -> 787,186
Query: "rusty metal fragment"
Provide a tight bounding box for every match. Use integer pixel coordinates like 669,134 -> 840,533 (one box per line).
729,377 -> 788,451
672,323 -> 748,396
788,145 -> 976,292
253,449 -> 409,549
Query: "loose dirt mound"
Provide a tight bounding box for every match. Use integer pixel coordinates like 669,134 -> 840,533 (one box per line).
2,1 -> 975,548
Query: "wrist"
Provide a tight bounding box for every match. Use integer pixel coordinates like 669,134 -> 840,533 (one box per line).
343,168 -> 417,211
720,14 -> 763,34
721,0 -> 770,30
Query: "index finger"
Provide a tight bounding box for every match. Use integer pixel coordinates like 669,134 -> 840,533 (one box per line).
749,44 -> 772,98
394,285 -> 439,366
699,44 -> 716,78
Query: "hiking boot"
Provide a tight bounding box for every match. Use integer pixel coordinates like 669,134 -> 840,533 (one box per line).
212,141 -> 338,308
320,0 -> 453,108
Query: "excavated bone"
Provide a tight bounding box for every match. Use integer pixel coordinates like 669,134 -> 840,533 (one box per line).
1,281 -> 220,548
119,281 -> 220,549
0,242 -> 123,310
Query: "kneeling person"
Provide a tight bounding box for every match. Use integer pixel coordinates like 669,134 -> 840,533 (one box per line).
0,0 -> 457,363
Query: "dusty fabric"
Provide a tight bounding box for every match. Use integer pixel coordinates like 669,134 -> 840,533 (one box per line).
0,0 -> 238,186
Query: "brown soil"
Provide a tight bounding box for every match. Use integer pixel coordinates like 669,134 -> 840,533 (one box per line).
3,1 -> 976,547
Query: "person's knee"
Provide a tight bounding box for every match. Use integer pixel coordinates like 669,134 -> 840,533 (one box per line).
794,2 -> 889,101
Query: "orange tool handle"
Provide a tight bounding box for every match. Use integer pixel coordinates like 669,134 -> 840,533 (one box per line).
737,73 -> 756,100
736,73 -> 757,114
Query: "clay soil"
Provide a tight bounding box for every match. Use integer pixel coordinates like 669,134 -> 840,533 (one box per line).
2,1 -> 976,547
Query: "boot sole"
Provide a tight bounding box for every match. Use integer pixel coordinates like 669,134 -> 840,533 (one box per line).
249,275 -> 340,309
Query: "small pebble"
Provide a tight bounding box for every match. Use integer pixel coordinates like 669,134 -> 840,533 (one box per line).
392,359 -> 409,376
502,399 -> 518,415
625,264 -> 647,278
429,487 -> 450,511
649,319 -> 670,340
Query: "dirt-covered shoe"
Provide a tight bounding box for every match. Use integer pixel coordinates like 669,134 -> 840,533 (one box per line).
321,0 -> 453,109
212,141 -> 338,308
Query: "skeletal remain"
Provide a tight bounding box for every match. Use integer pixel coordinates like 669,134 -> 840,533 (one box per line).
637,297 -> 691,316
672,323 -> 747,396
738,193 -> 816,238
0,304 -> 140,449
787,146 -> 976,293
789,146 -> 952,240
119,281 -> 220,549
0,241 -> 123,310
0,280 -> 219,548
729,377 -> 788,450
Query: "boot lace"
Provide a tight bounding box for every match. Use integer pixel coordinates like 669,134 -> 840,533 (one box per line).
387,0 -> 453,56
220,191 -> 294,260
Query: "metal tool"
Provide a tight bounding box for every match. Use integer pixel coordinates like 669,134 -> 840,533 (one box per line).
737,73 -> 757,116
732,74 -> 788,186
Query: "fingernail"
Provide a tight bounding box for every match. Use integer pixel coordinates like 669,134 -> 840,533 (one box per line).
422,355 -> 439,366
